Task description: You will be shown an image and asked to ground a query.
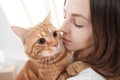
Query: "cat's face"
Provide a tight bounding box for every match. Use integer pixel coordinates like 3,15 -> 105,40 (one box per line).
25,23 -> 63,60
12,14 -> 64,61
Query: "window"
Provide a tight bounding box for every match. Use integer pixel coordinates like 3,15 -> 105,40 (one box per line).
0,0 -> 65,28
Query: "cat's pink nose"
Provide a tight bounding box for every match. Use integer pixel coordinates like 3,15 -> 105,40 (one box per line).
53,43 -> 58,47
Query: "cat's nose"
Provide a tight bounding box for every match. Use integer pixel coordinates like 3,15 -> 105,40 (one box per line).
53,43 -> 58,47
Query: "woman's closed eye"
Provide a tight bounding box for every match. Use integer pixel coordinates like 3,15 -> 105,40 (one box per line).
73,18 -> 86,28
74,21 -> 83,28
63,10 -> 84,28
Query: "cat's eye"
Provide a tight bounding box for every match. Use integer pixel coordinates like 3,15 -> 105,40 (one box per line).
38,38 -> 46,44
53,31 -> 57,38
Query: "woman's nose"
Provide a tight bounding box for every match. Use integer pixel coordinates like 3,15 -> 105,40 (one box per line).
59,20 -> 70,34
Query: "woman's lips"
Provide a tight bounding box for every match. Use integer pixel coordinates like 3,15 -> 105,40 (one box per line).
62,37 -> 71,44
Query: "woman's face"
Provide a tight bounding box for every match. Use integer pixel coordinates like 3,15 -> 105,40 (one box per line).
60,0 -> 94,54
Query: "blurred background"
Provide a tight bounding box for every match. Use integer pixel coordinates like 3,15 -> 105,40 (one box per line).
0,0 -> 65,78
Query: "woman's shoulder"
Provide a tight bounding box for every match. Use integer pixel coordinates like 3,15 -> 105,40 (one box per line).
67,67 -> 106,80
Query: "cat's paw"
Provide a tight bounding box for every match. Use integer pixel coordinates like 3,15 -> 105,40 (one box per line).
66,61 -> 89,76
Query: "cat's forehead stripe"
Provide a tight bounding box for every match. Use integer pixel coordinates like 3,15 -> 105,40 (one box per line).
35,24 -> 55,37
42,24 -> 54,32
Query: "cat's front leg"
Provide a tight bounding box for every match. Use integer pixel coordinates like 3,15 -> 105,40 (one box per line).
57,61 -> 89,80
57,72 -> 69,80
66,61 -> 89,76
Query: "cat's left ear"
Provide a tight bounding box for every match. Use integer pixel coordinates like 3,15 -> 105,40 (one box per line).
11,26 -> 28,42
43,11 -> 51,23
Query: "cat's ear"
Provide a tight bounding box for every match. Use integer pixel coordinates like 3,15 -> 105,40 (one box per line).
43,11 -> 51,23
11,26 -> 28,41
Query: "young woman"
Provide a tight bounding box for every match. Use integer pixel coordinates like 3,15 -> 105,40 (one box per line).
60,0 -> 120,80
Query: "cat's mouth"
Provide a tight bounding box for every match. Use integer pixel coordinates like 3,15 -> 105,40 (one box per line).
40,46 -> 59,57
30,40 -> 65,62
40,43 -> 63,57
31,47 -> 59,60
53,43 -> 58,47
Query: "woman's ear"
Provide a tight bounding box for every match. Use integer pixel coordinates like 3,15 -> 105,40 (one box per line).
11,26 -> 28,42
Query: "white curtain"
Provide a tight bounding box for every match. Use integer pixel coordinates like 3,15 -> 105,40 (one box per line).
0,0 -> 65,28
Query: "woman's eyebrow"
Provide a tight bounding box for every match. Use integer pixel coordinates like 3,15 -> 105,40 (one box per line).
64,9 -> 89,21
71,13 -> 88,21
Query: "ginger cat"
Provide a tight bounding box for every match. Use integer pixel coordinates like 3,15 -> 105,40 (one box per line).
12,12 -> 89,80
12,13 -> 73,80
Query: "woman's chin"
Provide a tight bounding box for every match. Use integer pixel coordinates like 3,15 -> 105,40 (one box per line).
64,46 -> 74,52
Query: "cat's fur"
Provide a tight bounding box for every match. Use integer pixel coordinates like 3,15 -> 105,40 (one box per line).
58,61 -> 89,80
12,13 -> 73,80
12,13 -> 89,80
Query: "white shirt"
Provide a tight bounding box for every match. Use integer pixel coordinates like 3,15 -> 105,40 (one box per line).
67,68 -> 106,80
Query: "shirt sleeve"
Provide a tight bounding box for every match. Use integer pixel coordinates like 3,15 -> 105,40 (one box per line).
67,68 -> 106,80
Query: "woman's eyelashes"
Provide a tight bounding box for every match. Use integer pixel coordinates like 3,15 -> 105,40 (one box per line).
74,21 -> 83,28
63,12 -> 83,28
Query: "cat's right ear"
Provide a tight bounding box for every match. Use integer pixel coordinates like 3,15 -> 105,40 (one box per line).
11,26 -> 28,42
43,11 -> 51,23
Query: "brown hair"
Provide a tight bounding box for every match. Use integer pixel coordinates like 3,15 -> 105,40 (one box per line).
64,0 -> 120,79
86,0 -> 120,79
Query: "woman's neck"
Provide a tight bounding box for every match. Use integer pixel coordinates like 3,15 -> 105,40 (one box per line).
74,44 -> 95,61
